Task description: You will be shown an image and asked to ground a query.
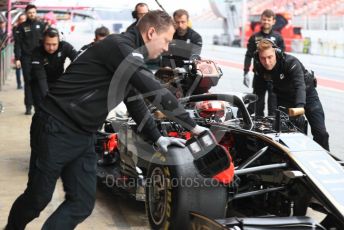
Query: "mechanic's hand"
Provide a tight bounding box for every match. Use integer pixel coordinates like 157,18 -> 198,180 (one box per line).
191,125 -> 209,136
156,136 -> 186,154
15,60 -> 21,69
243,73 -> 250,88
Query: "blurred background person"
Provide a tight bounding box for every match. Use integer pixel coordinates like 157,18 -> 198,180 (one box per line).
161,9 -> 202,67
78,26 -> 110,54
173,9 -> 202,55
31,27 -> 77,111
0,19 -> 6,44
14,4 -> 46,115
126,2 -> 149,31
12,13 -> 27,89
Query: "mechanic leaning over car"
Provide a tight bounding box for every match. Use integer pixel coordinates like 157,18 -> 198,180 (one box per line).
78,25 -> 110,55
244,9 -> 285,116
126,2 -> 149,32
162,9 -> 203,67
31,27 -> 77,111
5,10 -> 207,230
254,38 -> 329,151
14,4 -> 46,115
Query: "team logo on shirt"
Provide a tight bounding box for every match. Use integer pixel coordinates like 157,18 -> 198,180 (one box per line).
24,26 -> 31,32
36,25 -> 41,29
270,37 -> 276,42
280,73 -> 285,79
57,52 -> 61,57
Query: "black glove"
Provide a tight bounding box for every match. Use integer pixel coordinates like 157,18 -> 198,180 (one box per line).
292,115 -> 307,133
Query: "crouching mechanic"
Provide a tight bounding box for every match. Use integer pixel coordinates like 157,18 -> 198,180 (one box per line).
31,27 -> 77,110
5,10 -> 207,230
254,38 -> 329,151
243,9 -> 285,116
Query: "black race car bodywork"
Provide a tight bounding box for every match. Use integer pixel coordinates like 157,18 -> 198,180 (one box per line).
95,60 -> 344,229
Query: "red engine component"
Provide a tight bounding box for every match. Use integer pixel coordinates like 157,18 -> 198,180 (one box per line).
103,133 -> 118,155
188,131 -> 235,185
214,133 -> 235,184
162,130 -> 236,184
212,150 -> 235,185
168,131 -> 192,140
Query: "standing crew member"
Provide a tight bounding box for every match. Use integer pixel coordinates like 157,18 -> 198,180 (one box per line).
162,9 -> 202,67
31,27 -> 77,110
14,4 -> 46,115
243,9 -> 285,116
78,26 -> 110,54
12,13 -> 27,89
5,10 -> 207,230
254,38 -> 329,151
126,2 -> 149,31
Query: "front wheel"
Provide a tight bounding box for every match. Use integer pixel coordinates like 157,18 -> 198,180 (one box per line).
146,150 -> 228,229
146,164 -> 171,228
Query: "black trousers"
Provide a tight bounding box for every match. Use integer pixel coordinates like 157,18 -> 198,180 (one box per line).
31,77 -> 49,112
21,57 -> 33,110
278,86 -> 330,151
249,75 -> 277,116
304,87 -> 330,151
6,111 -> 97,230
15,67 -> 22,88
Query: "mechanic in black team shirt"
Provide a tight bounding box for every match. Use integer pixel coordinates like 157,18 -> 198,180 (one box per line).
77,26 -> 110,55
244,9 -> 285,116
6,10 -> 207,230
31,27 -> 77,111
254,38 -> 329,151
126,2 -> 149,32
162,9 -> 202,67
14,4 -> 46,115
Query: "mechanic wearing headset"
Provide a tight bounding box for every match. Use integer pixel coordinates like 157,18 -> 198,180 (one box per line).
254,38 -> 329,151
126,2 -> 149,32
6,11 -> 207,230
78,26 -> 110,54
30,27 -> 77,111
243,9 -> 285,116
162,9 -> 203,67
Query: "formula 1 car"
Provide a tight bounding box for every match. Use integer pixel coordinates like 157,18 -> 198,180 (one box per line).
95,59 -> 344,229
